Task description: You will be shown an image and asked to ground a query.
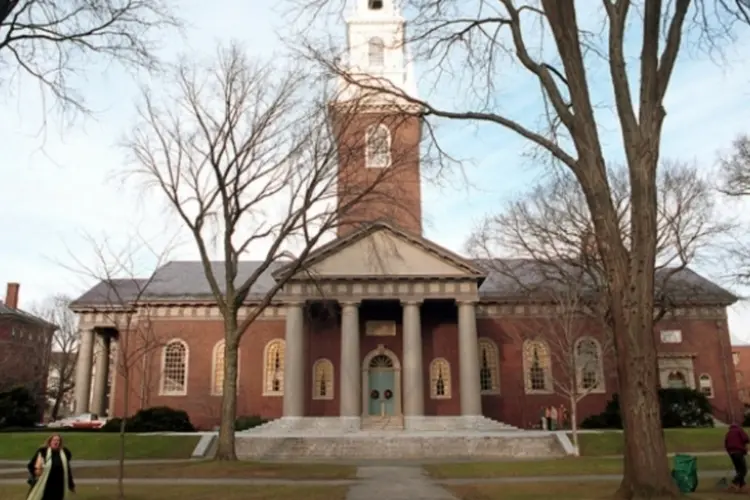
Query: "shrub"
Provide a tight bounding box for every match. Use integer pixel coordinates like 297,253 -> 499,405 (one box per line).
102,407 -> 195,433
0,387 -> 40,429
581,388 -> 714,429
235,415 -> 267,431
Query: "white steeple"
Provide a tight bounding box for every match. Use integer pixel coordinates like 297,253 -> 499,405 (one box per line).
337,0 -> 418,103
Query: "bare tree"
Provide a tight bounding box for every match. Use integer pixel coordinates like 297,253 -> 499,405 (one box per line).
719,134 -> 750,197
290,1 -> 750,495
67,233 -> 172,500
122,42 -> 428,460
32,295 -> 79,420
504,283 -> 614,456
0,0 -> 179,115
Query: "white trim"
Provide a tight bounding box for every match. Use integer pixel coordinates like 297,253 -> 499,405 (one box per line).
478,337 -> 501,395
522,339 -> 553,395
262,339 -> 285,397
574,336 -> 606,394
428,357 -> 451,400
312,358 -> 335,400
365,124 -> 392,168
699,373 -> 715,399
367,36 -> 385,68
159,338 -> 189,396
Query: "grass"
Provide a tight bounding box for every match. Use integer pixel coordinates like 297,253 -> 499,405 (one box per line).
446,481 -> 743,499
0,433 -> 200,460
3,460 -> 357,480
575,428 -> 729,456
425,455 -> 733,479
0,485 -> 348,500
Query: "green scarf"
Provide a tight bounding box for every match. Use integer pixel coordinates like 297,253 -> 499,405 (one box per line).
27,447 -> 69,500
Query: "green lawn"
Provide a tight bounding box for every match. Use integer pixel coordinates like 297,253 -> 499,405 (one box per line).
3,460 -> 357,480
0,433 -> 200,460
0,485 -> 348,500
426,455 -> 733,479
574,428 -> 729,456
446,481 -> 743,500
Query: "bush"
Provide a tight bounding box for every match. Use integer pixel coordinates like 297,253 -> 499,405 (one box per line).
581,388 -> 714,429
0,387 -> 40,429
235,415 -> 267,431
102,407 -> 195,433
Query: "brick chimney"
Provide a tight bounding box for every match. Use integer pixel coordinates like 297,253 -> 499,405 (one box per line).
5,282 -> 19,309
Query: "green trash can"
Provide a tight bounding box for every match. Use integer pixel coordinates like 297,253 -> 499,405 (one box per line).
672,454 -> 698,493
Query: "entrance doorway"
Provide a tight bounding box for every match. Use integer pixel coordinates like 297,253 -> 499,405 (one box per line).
362,346 -> 402,417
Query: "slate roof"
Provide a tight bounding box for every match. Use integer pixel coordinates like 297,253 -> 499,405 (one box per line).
0,302 -> 57,328
70,258 -> 737,307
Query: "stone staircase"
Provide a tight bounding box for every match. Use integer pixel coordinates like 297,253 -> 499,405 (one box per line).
235,432 -> 565,460
361,415 -> 404,431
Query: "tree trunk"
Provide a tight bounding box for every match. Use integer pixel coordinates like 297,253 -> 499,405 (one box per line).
215,313 -> 240,461
569,395 -> 579,456
611,151 -> 678,498
118,373 -> 128,500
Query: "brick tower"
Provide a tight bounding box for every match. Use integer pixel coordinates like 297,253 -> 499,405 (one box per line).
331,0 -> 423,237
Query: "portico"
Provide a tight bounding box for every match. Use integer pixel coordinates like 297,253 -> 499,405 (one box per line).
73,327 -> 116,417
273,222 -> 487,430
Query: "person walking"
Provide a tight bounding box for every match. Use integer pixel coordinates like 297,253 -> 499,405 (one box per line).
26,434 -> 76,500
725,423 -> 750,492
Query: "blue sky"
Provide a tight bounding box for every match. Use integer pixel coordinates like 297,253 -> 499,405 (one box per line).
1,1 -> 749,341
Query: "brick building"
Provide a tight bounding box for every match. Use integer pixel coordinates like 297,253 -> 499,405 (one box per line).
0,283 -> 56,399
69,0 -> 741,431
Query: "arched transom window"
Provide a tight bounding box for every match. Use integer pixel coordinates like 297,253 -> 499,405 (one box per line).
263,339 -> 285,396
365,124 -> 391,168
575,337 -> 604,393
478,338 -> 500,394
160,340 -> 188,396
312,358 -> 334,400
429,358 -> 451,399
699,374 -> 714,398
667,371 -> 687,389
368,36 -> 385,68
523,340 -> 552,394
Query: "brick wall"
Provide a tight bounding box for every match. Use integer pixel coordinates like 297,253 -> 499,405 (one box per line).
108,303 -> 740,430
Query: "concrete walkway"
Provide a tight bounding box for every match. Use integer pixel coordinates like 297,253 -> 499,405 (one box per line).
346,466 -> 458,500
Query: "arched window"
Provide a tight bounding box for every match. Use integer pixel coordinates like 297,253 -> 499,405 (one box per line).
478,338 -> 500,394
368,36 -> 385,68
667,371 -> 687,389
312,358 -> 334,400
211,341 -> 240,396
365,124 -> 391,168
160,340 -> 188,396
699,374 -> 714,398
575,337 -> 604,393
429,358 -> 451,399
523,340 -> 552,393
263,339 -> 285,396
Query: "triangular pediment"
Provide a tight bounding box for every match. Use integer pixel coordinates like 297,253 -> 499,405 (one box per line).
275,223 -> 484,280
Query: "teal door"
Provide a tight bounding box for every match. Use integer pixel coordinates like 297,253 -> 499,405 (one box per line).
367,369 -> 396,416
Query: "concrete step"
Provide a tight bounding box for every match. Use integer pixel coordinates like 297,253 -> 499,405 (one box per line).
361,416 -> 404,431
235,433 -> 565,460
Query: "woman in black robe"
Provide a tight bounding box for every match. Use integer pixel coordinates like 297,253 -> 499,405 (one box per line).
26,434 -> 75,500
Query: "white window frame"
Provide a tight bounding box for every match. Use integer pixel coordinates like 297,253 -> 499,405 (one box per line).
574,336 -> 606,394
262,339 -> 285,397
211,340 -> 240,396
429,357 -> 452,400
365,124 -> 392,168
311,358 -> 334,401
159,339 -> 189,396
699,373 -> 714,399
478,337 -> 501,395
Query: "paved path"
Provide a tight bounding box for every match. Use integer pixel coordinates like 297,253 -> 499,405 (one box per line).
345,466 -> 458,500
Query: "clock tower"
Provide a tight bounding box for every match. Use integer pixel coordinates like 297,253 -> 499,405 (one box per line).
332,0 -> 423,237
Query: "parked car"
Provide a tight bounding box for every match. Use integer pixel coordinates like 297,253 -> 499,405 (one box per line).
47,413 -> 107,429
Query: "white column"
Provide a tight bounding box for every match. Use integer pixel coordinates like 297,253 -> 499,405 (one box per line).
339,302 -> 361,418
283,302 -> 305,417
458,301 -> 482,416
73,328 -> 95,414
402,300 -> 424,418
91,334 -> 111,416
